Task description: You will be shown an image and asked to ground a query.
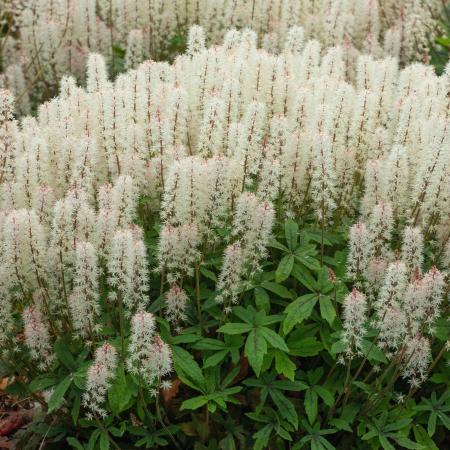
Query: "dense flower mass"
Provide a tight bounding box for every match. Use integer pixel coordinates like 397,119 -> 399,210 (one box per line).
0,16 -> 448,449
0,0 -> 446,112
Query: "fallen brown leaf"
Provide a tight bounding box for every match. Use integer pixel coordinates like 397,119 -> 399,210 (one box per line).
162,379 -> 181,402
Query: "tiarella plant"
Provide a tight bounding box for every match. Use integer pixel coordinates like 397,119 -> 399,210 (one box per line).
0,0 -> 447,112
0,24 -> 448,450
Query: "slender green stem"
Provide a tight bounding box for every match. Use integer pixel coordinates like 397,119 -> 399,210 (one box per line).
94,415 -> 121,450
117,292 -> 126,360
195,264 -> 202,335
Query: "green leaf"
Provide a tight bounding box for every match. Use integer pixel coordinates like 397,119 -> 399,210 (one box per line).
314,386 -> 334,407
428,412 -> 437,436
71,394 -> 81,424
330,339 -> 346,357
245,329 -> 267,377
29,375 -> 57,393
260,327 -> 289,352
54,338 -> 76,370
180,395 -> 209,411
291,265 -> 318,291
204,349 -> 229,368
87,429 -> 100,450
269,239 -> 289,252
305,388 -> 318,424
285,220 -> 299,250
253,424 -> 273,450
218,323 -> 253,334
275,255 -> 294,283
436,37 -> 450,47
270,388 -> 298,429
67,437 -> 84,450
254,287 -> 270,313
319,296 -> 335,326
200,267 -> 217,282
360,339 -> 388,364
379,435 -> 396,450
99,432 -> 110,450
108,366 -> 132,415
283,294 -> 318,334
172,346 -> 206,391
413,425 -> 439,450
394,436 -> 423,449
288,337 -> 323,357
274,351 -> 296,381
260,281 -> 293,299
47,375 -> 72,413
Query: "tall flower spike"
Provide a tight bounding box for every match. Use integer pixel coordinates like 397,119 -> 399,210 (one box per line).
86,53 -> 108,93
0,89 -> 16,185
347,222 -> 371,280
125,29 -> 144,70
375,261 -> 408,351
107,227 -> 149,314
23,305 -> 54,370
401,334 -> 431,388
401,227 -> 424,273
311,133 -> 336,222
368,202 -> 393,259
69,242 -> 100,338
165,285 -> 188,328
157,223 -> 201,284
127,312 -> 156,379
216,241 -> 245,313
83,343 -> 118,418
147,335 -> 172,386
187,26 -> 206,56
342,289 -> 367,357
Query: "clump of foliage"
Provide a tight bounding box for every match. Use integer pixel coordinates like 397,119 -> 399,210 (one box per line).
0,25 -> 449,449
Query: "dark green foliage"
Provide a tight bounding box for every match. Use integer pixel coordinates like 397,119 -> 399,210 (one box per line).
7,215 -> 448,450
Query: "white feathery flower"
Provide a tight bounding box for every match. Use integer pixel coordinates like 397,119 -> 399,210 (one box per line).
69,242 -> 100,337
165,284 -> 188,326
147,335 -> 172,382
86,54 -> 108,93
23,305 -> 54,370
402,334 -> 431,387
108,227 -> 149,314
401,227 -> 424,273
216,242 -> 245,307
342,289 -> 367,356
347,222 -> 371,280
127,311 -> 156,378
187,26 -> 206,56
310,133 -> 336,222
83,343 -> 118,418
157,223 -> 201,283
368,202 -> 393,259
125,30 -> 144,70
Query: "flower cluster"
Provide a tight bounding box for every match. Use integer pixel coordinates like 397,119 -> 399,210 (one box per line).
345,209 -> 447,386
0,24 -> 448,424
83,343 -> 118,418
0,1 -> 445,111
